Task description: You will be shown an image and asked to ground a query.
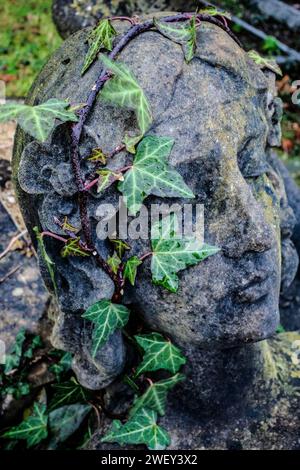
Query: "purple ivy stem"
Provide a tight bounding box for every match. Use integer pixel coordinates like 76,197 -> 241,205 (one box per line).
41,231 -> 68,243
139,252 -> 152,262
70,12 -> 241,298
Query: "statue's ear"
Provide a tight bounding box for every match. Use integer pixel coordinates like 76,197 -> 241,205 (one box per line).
261,69 -> 283,148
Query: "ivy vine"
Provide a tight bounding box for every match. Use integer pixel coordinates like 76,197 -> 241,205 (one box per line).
0,11 -> 243,450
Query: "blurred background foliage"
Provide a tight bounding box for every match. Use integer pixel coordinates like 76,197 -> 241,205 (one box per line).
0,0 -> 61,97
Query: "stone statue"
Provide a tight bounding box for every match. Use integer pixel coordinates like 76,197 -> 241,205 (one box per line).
12,13 -> 300,449
52,0 -> 196,38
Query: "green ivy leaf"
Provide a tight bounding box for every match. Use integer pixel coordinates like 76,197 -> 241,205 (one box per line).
151,213 -> 220,292
118,135 -> 194,216
109,239 -> 130,258
100,54 -> 152,135
49,377 -> 87,411
48,404 -> 91,449
61,237 -> 91,257
2,403 -> 48,448
102,407 -> 170,450
154,17 -> 197,62
0,99 -> 78,142
4,328 -> 26,374
123,133 -> 143,154
129,373 -> 185,417
199,7 -> 232,20
134,333 -> 186,377
87,148 -> 107,164
82,300 -> 130,357
24,335 -> 43,359
247,50 -> 282,76
49,351 -> 73,380
34,226 -> 57,294
81,19 -> 117,75
107,252 -> 121,275
96,169 -> 124,193
124,256 -> 142,286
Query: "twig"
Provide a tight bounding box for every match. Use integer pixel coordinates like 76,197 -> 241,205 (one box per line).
0,265 -> 21,284
0,229 -> 28,260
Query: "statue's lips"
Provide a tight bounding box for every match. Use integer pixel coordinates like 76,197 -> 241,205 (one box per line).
234,275 -> 271,304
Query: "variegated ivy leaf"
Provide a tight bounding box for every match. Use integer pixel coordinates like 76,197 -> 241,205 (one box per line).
102,407 -> 170,450
81,19 -> 117,75
151,213 -> 220,292
49,377 -> 87,411
2,403 -> 48,448
109,239 -> 130,258
100,54 -> 152,135
123,133 -> 143,154
124,256 -> 142,286
134,332 -> 186,377
4,328 -> 26,374
247,50 -> 282,76
129,373 -> 185,417
199,7 -> 232,20
87,148 -> 107,164
154,17 -> 197,63
62,217 -> 79,233
107,252 -> 121,274
96,169 -> 124,193
61,238 -> 91,258
82,300 -> 130,357
0,99 -> 78,142
34,227 -> 57,293
118,135 -> 194,216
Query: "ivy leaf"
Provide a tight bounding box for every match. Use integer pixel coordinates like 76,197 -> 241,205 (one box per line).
100,54 -> 152,135
151,213 -> 220,292
124,256 -> 142,286
118,135 -> 194,216
82,300 -> 130,357
0,99 -> 78,142
49,377 -> 87,411
87,148 -> 107,164
109,239 -> 130,258
4,328 -> 26,374
34,226 -> 57,293
81,19 -> 117,75
134,333 -> 186,377
129,373 -> 185,417
61,237 -> 91,257
102,407 -> 170,450
62,217 -> 80,234
247,50 -> 282,76
154,17 -> 197,62
2,403 -> 48,448
107,252 -> 121,275
123,133 -> 143,154
199,7 -> 232,20
49,351 -> 73,380
24,335 -> 43,359
96,169 -> 124,193
48,404 -> 91,449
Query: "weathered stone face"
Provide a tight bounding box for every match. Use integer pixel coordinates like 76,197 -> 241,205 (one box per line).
52,0 -> 196,38
12,16 -> 298,389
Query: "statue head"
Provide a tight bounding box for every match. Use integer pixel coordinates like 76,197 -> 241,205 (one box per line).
13,19 -> 298,389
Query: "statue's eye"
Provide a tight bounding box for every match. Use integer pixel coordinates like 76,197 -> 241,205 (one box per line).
237,136 -> 269,180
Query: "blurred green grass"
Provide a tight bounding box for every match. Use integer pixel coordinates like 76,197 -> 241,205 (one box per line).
0,0 -> 61,97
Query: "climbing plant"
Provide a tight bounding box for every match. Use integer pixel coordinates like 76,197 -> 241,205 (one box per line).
0,11 -> 244,450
